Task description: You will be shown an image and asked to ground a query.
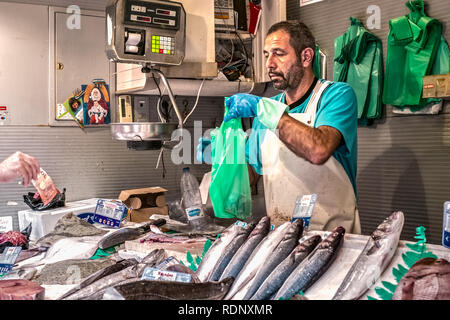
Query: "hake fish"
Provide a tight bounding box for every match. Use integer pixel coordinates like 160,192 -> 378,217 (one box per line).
98,218 -> 166,250
250,234 -> 322,300
242,219 -> 304,300
332,211 -> 405,300
195,223 -> 244,282
273,226 -> 345,300
208,222 -> 257,282
62,249 -> 166,300
219,216 -> 271,282
102,277 -> 235,300
224,221 -> 291,300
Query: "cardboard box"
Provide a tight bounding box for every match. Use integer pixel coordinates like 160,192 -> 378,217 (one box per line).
422,74 -> 450,98
118,187 -> 168,223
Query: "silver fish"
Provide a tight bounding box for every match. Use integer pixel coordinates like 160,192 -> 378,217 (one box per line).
250,234 -> 321,300
219,216 -> 271,282
208,222 -> 257,282
332,211 -> 404,300
195,223 -> 243,282
62,249 -> 166,300
273,226 -> 345,300
224,222 -> 291,300
243,219 -> 304,300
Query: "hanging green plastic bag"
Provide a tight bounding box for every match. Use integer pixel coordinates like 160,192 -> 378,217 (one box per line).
209,99 -> 252,220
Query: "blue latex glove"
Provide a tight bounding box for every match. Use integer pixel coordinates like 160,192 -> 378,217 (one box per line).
223,93 -> 261,122
224,93 -> 289,130
196,137 -> 212,164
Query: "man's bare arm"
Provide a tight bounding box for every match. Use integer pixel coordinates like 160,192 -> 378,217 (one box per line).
276,113 -> 342,165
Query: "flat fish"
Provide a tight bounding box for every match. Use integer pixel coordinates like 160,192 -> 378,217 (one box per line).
250,234 -> 322,300
36,213 -> 107,248
243,219 -> 304,300
62,249 -> 166,300
392,257 -> 450,300
97,218 -> 166,250
224,221 -> 291,300
102,277 -> 235,300
208,222 -> 257,281
333,211 -> 404,300
219,216 -> 271,282
273,226 -> 345,300
195,223 -> 244,282
33,257 -> 116,285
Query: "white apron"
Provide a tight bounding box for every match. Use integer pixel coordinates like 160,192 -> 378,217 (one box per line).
260,80 -> 361,233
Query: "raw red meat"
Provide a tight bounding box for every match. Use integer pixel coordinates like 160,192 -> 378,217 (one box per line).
0,231 -> 28,246
0,280 -> 45,300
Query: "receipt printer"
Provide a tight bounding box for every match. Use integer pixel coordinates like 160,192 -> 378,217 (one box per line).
105,0 -> 186,66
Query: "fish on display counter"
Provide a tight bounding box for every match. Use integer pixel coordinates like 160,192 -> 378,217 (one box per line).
273,226 -> 346,300
61,249 -> 166,300
57,258 -> 139,300
102,277 -> 235,300
332,211 -> 405,300
242,219 -> 304,300
250,234 -> 322,300
224,221 -> 292,300
0,279 -> 45,300
195,222 -> 246,282
97,218 -> 166,250
392,257 -> 450,300
219,216 -> 271,282
208,222 -> 257,282
0,223 -> 32,253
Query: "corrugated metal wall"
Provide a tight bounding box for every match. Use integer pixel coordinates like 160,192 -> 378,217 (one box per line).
286,0 -> 450,244
0,95 -> 224,230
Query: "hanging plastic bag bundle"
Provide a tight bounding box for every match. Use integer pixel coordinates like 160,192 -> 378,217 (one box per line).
208,98 -> 252,220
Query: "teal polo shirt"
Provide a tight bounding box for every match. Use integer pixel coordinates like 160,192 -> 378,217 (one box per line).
245,79 -> 358,197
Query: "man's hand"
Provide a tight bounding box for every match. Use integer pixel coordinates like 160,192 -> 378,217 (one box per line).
0,152 -> 40,186
223,93 -> 262,122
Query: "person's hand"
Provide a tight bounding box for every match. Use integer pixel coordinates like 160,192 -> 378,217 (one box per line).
0,152 -> 40,186
223,93 -> 262,122
224,93 -> 289,130
196,137 -> 212,164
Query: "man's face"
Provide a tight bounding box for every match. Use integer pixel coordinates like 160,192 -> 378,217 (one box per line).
264,30 -> 304,91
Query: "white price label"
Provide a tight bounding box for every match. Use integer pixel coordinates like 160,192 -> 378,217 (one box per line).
0,216 -> 13,233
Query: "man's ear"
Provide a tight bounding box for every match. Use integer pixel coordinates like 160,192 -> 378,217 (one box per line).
301,47 -> 315,68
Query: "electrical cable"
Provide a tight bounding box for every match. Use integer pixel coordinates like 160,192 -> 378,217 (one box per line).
182,78 -> 205,125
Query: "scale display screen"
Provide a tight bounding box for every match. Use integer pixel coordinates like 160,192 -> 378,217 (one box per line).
125,0 -> 181,30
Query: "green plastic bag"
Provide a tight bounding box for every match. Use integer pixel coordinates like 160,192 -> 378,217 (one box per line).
208,100 -> 252,220
333,17 -> 383,125
383,0 -> 442,109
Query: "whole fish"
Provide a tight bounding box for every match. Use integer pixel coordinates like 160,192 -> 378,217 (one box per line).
224,221 -> 291,300
250,234 -> 322,300
57,258 -> 139,300
243,219 -> 304,300
102,277 -> 235,300
273,226 -> 345,300
208,222 -> 257,282
219,216 -> 271,282
98,218 -> 166,250
62,249 -> 166,300
195,223 -> 244,282
333,211 -> 404,300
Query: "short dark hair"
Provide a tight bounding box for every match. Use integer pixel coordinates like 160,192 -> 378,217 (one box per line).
267,20 -> 316,64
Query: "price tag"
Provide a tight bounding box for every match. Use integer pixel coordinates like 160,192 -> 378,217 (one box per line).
140,267 -> 192,283
0,216 -> 13,233
93,199 -> 130,228
0,246 -> 22,276
292,194 -> 318,229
